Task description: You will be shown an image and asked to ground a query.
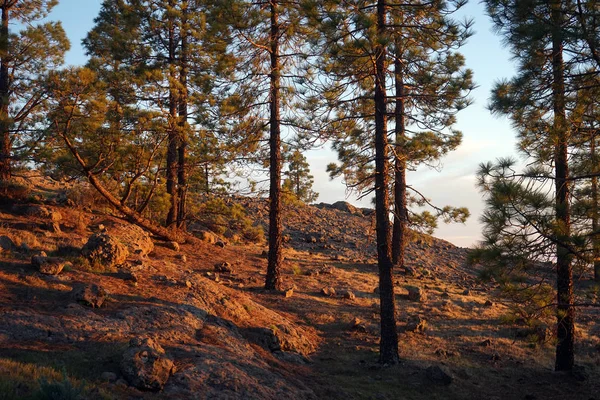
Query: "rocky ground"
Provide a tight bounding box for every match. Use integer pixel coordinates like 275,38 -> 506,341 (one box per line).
0,174 -> 598,399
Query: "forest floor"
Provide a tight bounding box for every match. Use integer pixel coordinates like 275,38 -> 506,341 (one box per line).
0,172 -> 598,399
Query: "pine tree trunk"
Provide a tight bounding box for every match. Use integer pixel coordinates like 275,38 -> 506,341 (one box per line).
591,135 -> 600,281
177,5 -> 189,230
375,0 -> 399,365
165,0 -> 179,228
551,0 -> 574,372
392,46 -> 407,267
265,0 -> 283,291
0,5 -> 10,182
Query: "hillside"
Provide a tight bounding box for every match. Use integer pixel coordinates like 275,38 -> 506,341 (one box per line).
0,174 -> 598,399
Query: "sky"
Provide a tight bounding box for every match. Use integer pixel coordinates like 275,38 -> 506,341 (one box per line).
46,0 -> 519,248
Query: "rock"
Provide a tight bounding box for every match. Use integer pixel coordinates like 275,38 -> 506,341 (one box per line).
214,262 -> 234,274
426,365 -> 453,386
571,365 -> 589,382
49,211 -> 62,222
96,220 -> 154,257
343,290 -> 356,300
185,280 -> 192,288
406,316 -> 427,333
115,378 -> 128,388
196,230 -> 218,244
479,339 -> 492,347
82,232 -> 129,269
462,289 -> 470,296
305,235 -> 317,244
215,240 -> 226,248
406,286 -> 426,302
120,337 -> 175,392
402,266 -> 417,277
24,205 -> 51,218
484,300 -> 493,307
165,241 -> 180,251
329,201 -> 362,216
177,254 -> 187,262
72,283 -> 108,308
284,288 -> 294,298
441,292 -> 450,299
46,221 -> 61,233
0,235 -> 15,252
319,265 -> 335,274
101,372 -> 118,382
351,317 -> 367,332
32,256 -> 70,275
321,287 -> 336,297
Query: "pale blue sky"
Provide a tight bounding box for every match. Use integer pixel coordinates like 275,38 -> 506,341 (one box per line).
47,0 -> 518,247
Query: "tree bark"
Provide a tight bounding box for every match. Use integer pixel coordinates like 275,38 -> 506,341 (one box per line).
265,0 -> 283,291
392,44 -> 407,268
58,131 -> 189,244
551,0 -> 574,372
0,4 -> 10,182
177,3 -> 189,230
375,0 -> 399,365
591,134 -> 600,281
165,0 -> 179,228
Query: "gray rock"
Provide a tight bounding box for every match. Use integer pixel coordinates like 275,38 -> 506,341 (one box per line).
32,256 -> 70,275
82,232 -> 129,269
120,337 -> 174,391
406,286 -> 426,302
101,372 -> 118,382
46,221 -> 61,233
72,283 -> 108,308
0,235 -> 15,252
214,262 -> 234,274
406,316 -> 427,333
343,290 -> 356,300
165,241 -> 180,251
426,365 -> 453,386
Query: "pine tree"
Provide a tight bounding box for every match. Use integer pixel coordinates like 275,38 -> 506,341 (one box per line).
479,0 -> 589,371
83,0 -> 244,229
283,149 -> 318,203
219,0 -> 318,291
313,0 -> 472,363
0,0 -> 69,181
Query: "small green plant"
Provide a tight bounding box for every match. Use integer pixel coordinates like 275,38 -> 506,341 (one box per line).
291,264 -> 303,276
35,370 -> 86,400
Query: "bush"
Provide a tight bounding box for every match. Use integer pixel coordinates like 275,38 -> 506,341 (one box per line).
35,370 -> 86,400
191,198 -> 264,243
0,181 -> 30,204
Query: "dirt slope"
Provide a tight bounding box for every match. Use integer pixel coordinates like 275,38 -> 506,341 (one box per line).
0,175 -> 597,399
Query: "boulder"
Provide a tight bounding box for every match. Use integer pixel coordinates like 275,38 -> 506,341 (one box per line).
343,290 -> 356,300
321,287 -> 336,297
165,241 -> 180,251
196,230 -> 218,244
406,316 -> 427,333
0,235 -> 15,252
329,201 -> 363,216
406,285 -> 426,302
214,262 -> 234,274
426,365 -> 453,386
97,220 -> 154,257
120,337 -> 175,392
46,221 -> 61,233
72,283 -> 108,308
82,232 -> 129,269
24,205 -> 51,218
32,256 -> 70,275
